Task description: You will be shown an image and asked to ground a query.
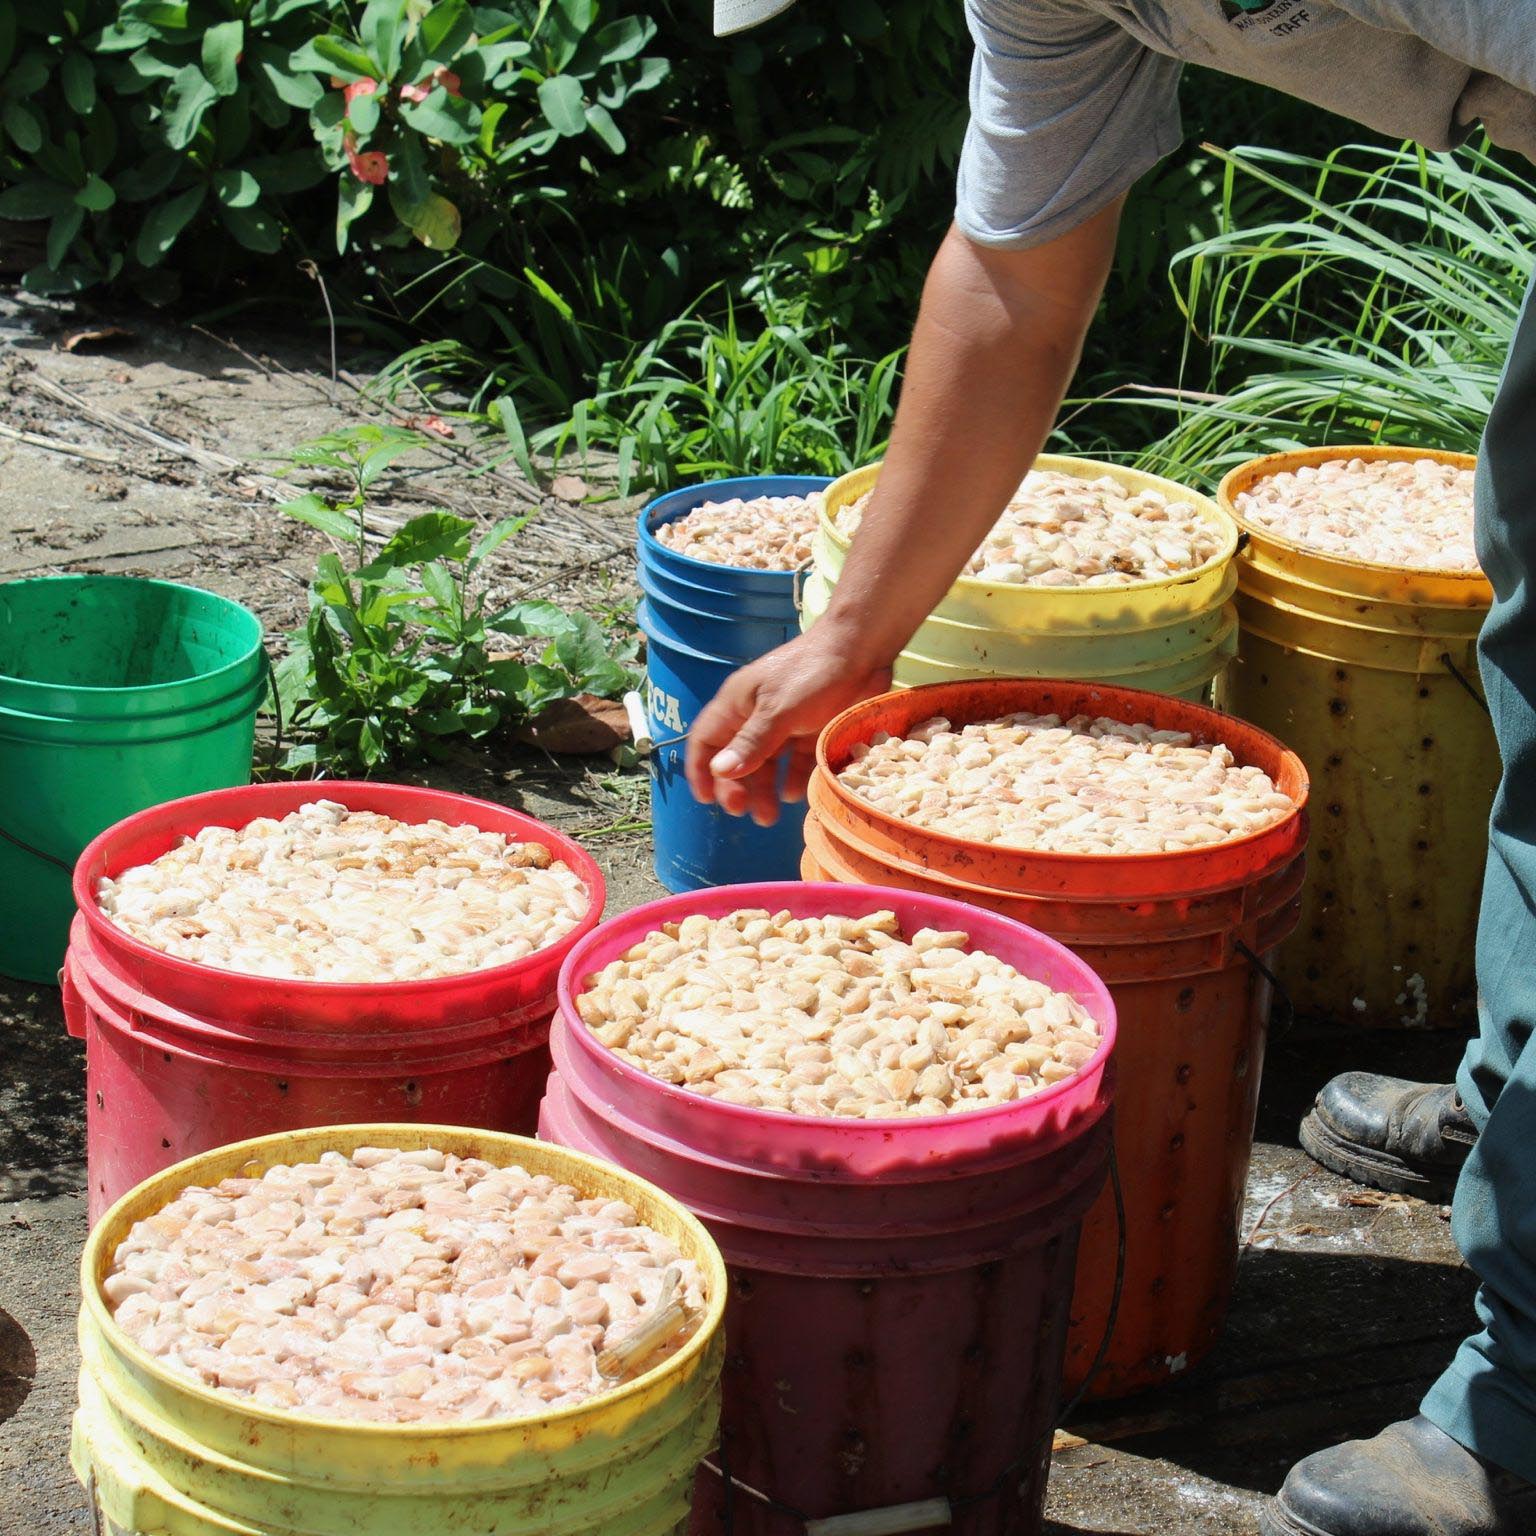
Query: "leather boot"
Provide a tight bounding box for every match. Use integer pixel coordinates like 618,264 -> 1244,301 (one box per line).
1299,1075 -> 1475,1203
1261,1415 -> 1536,1535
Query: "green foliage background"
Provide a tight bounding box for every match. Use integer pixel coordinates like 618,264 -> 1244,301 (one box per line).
0,0 -> 1411,474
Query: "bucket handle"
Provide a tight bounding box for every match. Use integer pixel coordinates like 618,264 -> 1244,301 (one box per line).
702,1136 -> 1129,1532
1440,651 -> 1491,719
792,557 -> 814,621
0,814 -> 73,873
1236,938 -> 1295,1038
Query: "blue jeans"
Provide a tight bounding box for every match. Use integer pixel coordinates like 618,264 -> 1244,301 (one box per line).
1420,274 -> 1536,1483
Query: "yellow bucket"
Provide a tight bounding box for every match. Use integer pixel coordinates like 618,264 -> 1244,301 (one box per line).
808,457 -> 1240,698
73,1124 -> 728,1536
1217,446 -> 1494,1029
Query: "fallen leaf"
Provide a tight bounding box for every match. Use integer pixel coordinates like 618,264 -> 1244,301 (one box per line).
550,473 -> 589,502
516,694 -> 628,755
62,326 -> 136,354
403,413 -> 455,438
1052,1430 -> 1088,1453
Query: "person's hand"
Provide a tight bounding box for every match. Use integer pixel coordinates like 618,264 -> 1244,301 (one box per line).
685,629 -> 892,826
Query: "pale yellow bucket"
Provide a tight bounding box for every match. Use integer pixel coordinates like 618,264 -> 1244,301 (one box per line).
73,1124 -> 727,1536
1218,446 -> 1495,1029
806,457 -> 1240,700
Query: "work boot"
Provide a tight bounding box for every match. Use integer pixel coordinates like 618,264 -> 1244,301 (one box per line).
1298,1075 -> 1475,1203
1261,1416 -> 1536,1535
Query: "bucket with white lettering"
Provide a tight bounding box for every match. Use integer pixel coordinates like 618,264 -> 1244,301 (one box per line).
638,477 -> 830,892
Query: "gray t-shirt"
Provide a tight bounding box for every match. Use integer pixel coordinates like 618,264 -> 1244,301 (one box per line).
956,0 -> 1536,248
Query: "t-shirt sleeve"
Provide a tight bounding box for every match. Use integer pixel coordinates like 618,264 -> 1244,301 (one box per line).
1325,0 -> 1536,96
955,0 -> 1185,250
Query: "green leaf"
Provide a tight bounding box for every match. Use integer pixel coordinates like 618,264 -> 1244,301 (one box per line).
583,102 -> 623,153
537,74 -> 585,137
219,202 -> 282,253
135,183 -> 207,266
589,15 -> 651,65
214,89 -> 252,161
2,101 -> 42,155
420,561 -> 459,610
115,152 -> 180,203
201,19 -> 243,96
251,41 -> 324,107
488,599 -> 581,638
47,205 -> 84,271
418,0 -> 473,63
0,8 -> 20,72
470,514 -> 530,569
393,189 -> 460,250
282,493 -> 360,541
245,148 -> 328,194
347,88 -> 381,136
399,88 -> 480,145
74,175 -> 116,212
60,52 -> 96,114
361,0 -> 406,75
376,511 -> 474,567
289,35 -> 376,81
163,64 -> 220,149
214,168 -> 260,208
336,175 -> 373,253
486,656 -> 529,695
554,613 -> 612,678
490,395 -> 537,481
0,179 -> 75,221
89,20 -> 154,53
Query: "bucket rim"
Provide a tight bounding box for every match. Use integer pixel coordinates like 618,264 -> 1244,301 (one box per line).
814,679 -> 1309,881
0,574 -> 265,703
1217,445 -> 1490,588
71,780 -> 607,1001
819,455 -> 1239,597
79,1122 -> 728,1438
555,878 -> 1117,1136
637,475 -> 833,579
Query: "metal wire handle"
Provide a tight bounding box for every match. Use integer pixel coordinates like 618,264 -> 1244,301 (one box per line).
1440,650 -> 1491,719
1236,938 -> 1295,1037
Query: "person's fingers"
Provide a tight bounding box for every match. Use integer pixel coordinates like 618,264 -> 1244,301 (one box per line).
714,771 -> 752,818
781,739 -> 818,805
708,692 -> 789,783
744,764 -> 783,828
685,668 -> 757,804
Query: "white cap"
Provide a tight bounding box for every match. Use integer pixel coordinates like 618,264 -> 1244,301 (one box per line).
713,0 -> 797,35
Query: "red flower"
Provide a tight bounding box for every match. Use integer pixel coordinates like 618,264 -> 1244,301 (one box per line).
400,68 -> 462,103
342,77 -> 379,106
344,135 -> 390,184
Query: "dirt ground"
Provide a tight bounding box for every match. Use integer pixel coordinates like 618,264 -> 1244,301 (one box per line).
0,289 -> 1480,1535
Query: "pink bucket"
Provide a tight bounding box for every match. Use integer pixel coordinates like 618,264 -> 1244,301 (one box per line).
539,881 -> 1116,1535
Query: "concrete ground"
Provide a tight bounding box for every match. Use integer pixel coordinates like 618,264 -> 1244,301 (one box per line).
0,291 -> 1480,1534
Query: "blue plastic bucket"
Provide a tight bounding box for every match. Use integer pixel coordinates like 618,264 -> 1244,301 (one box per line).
638,476 -> 829,892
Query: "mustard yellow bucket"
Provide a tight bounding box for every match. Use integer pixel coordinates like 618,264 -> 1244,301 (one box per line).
806,457 -> 1240,700
1217,446 -> 1494,1030
73,1124 -> 727,1536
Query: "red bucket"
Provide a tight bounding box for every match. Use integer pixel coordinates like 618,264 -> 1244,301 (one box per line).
540,880 -> 1116,1536
65,781 -> 605,1222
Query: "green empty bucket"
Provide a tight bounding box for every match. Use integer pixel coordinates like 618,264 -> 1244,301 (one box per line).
0,576 -> 265,984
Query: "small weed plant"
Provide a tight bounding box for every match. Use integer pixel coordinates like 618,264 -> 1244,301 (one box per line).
270,423 -> 637,774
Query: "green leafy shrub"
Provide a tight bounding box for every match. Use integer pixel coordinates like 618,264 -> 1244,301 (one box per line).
271,423 -> 638,773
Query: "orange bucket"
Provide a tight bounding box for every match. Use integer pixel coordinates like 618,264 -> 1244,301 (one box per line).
804,680 -> 1310,1399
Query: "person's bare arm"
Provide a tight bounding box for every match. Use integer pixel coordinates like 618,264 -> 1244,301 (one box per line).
685,203 -> 1124,824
